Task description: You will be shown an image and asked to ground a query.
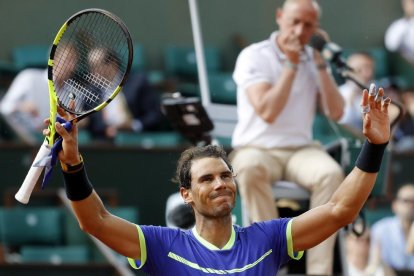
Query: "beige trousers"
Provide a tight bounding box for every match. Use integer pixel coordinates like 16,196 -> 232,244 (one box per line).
231,145 -> 344,275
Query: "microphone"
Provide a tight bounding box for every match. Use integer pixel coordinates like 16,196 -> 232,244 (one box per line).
309,35 -> 353,71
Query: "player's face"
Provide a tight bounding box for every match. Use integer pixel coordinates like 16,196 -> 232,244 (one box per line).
276,1 -> 319,46
185,157 -> 236,218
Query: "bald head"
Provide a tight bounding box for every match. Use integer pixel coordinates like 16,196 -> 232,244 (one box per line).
276,0 -> 320,46
282,0 -> 321,19
402,0 -> 414,17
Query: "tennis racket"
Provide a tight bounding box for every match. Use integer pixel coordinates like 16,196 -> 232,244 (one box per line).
15,8 -> 133,204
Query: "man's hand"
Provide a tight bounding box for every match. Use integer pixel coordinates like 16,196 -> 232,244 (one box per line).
279,31 -> 301,64
360,85 -> 391,144
314,28 -> 330,43
43,106 -> 80,166
312,28 -> 330,68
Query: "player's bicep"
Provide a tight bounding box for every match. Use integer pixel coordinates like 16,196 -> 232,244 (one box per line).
98,214 -> 142,259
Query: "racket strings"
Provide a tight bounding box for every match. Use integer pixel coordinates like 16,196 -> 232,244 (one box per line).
84,72 -> 111,92
64,78 -> 100,105
52,11 -> 130,115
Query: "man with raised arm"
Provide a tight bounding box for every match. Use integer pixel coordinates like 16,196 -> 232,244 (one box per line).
50,85 -> 390,275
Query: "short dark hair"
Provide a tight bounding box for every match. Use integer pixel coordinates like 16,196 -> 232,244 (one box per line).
173,145 -> 233,189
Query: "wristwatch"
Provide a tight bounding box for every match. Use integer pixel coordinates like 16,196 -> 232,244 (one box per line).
284,60 -> 299,70
317,62 -> 327,70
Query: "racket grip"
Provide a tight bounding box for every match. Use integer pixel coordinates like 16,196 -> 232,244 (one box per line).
15,142 -> 51,204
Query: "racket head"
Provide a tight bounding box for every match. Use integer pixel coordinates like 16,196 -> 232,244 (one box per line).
48,8 -> 133,120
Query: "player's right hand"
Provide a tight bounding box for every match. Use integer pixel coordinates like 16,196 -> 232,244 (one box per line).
42,106 -> 81,166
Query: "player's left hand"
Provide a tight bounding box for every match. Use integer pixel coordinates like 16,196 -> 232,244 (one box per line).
360,84 -> 391,145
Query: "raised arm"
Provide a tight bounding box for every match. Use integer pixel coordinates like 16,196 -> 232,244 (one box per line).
52,108 -> 141,259
291,86 -> 391,251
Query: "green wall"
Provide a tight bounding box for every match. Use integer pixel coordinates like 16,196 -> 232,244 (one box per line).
0,0 -> 403,71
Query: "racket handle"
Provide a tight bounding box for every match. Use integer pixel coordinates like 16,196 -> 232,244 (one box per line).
15,142 -> 51,204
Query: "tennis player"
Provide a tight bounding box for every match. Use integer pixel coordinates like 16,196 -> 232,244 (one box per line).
50,86 -> 391,275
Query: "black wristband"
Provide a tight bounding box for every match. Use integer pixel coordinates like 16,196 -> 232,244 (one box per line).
355,140 -> 388,173
62,163 -> 93,201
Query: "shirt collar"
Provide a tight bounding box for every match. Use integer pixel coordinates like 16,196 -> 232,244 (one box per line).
191,225 -> 236,251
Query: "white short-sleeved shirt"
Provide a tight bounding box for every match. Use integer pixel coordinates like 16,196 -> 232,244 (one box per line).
0,68 -> 50,130
232,32 -> 319,149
